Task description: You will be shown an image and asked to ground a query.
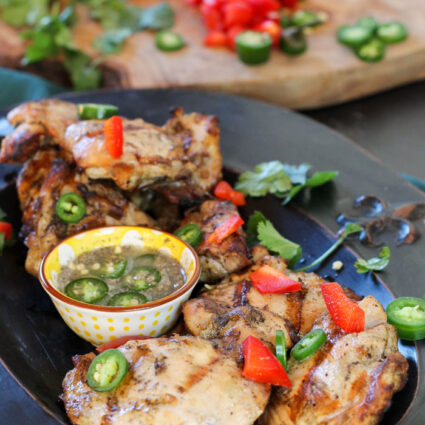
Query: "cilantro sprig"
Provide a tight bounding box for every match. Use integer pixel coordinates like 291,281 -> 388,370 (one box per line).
354,246 -> 390,273
295,223 -> 363,272
235,161 -> 338,204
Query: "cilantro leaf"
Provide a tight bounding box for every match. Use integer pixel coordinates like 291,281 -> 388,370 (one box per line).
1,0 -> 49,27
246,210 -> 267,247
342,222 -> 363,237
139,2 -> 174,31
257,220 -> 302,267
63,48 -> 102,91
355,246 -> 390,273
235,161 -> 292,197
92,28 -> 132,53
283,170 -> 338,205
282,163 -> 311,185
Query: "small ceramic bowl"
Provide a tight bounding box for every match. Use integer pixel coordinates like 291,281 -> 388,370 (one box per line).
39,226 -> 200,346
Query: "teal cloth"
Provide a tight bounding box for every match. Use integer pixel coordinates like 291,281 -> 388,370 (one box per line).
0,68 -> 64,109
0,67 -> 424,193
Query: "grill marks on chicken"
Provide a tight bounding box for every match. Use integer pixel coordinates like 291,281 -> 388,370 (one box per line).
180,200 -> 252,282
18,150 -> 155,276
183,255 -> 332,355
62,336 -> 270,425
261,296 -> 409,425
1,100 -> 222,200
0,99 -> 78,163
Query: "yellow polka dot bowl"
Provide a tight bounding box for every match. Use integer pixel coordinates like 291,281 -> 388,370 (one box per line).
39,226 -> 200,346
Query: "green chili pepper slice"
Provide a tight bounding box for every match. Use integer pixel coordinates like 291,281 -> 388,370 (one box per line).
77,103 -> 118,120
155,31 -> 185,52
357,16 -> 379,33
87,349 -> 128,392
337,25 -> 373,48
136,253 -> 157,264
92,255 -> 127,279
280,27 -> 307,56
65,277 -> 108,304
122,266 -> 161,290
56,193 -> 86,224
377,22 -> 408,44
291,329 -> 327,361
174,223 -> 203,247
275,330 -> 287,369
108,291 -> 147,307
355,38 -> 386,63
386,297 -> 425,341
236,31 -> 272,65
291,10 -> 324,28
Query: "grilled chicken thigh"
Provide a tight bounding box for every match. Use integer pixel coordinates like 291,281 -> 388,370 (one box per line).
18,150 -> 154,276
62,336 -> 270,425
183,255 -> 338,355
1,100 -> 222,201
180,200 -> 252,281
261,296 -> 409,425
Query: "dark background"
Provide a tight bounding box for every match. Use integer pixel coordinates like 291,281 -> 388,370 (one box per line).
0,81 -> 424,424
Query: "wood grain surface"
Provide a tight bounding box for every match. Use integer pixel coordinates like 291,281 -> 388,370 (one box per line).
0,0 -> 424,108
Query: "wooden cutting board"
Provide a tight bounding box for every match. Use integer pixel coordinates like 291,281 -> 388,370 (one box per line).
0,0 -> 424,109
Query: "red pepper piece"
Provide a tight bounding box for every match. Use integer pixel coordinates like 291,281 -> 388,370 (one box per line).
250,265 -> 302,294
207,214 -> 244,244
214,181 -> 246,206
242,336 -> 292,387
204,31 -> 229,47
223,1 -> 254,28
247,0 -> 280,16
280,0 -> 298,10
104,116 -> 124,159
96,335 -> 150,353
0,222 -> 12,241
201,3 -> 223,30
321,282 -> 365,333
252,19 -> 282,46
226,25 -> 245,49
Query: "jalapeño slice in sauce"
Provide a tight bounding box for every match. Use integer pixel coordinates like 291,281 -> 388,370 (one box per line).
56,193 -> 86,224
291,329 -> 327,361
92,255 -> 127,279
137,253 -> 157,264
174,223 -> 203,247
386,297 -> 425,341
108,291 -> 147,307
122,266 -> 161,291
65,277 -> 108,304
87,349 -> 129,392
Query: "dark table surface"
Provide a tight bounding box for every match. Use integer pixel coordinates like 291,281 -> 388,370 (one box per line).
1,81 -> 424,424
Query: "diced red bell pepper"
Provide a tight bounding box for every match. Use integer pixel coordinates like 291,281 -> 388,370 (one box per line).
204,31 -> 229,47
104,116 -> 124,159
0,222 -> 12,241
280,0 -> 298,10
96,335 -> 150,353
185,0 -> 201,5
226,25 -> 245,49
321,282 -> 365,333
242,336 -> 292,387
214,181 -> 246,206
252,20 -> 282,46
247,0 -> 280,17
201,3 -> 223,30
223,1 -> 254,28
250,265 -> 302,294
207,213 -> 244,244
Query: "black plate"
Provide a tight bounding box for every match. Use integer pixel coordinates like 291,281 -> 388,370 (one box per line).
0,89 -> 424,424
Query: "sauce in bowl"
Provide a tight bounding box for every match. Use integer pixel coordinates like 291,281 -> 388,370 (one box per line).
57,246 -> 186,307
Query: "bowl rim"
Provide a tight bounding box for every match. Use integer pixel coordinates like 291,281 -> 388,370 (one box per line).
38,225 -> 201,313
